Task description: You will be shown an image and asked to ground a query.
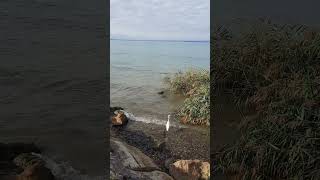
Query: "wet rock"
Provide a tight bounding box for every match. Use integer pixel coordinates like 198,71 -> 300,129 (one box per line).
111,111 -> 128,126
158,91 -> 164,95
110,106 -> 124,114
164,158 -> 175,170
13,153 -> 43,169
151,136 -> 166,151
110,138 -> 174,180
154,141 -> 166,152
169,160 -> 210,180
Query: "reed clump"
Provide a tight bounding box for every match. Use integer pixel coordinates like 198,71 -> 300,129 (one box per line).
212,21 -> 320,179
166,68 -> 210,126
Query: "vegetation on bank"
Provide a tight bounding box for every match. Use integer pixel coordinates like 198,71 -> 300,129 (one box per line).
165,69 -> 210,126
212,20 -> 320,179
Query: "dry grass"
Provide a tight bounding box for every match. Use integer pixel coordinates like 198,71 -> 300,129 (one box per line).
166,68 -> 210,126
212,20 -> 320,179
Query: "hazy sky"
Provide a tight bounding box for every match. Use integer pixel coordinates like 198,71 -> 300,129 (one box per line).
110,0 -> 210,41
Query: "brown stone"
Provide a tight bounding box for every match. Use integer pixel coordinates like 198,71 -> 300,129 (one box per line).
180,116 -> 188,124
169,160 -> 210,180
15,162 -> 55,180
111,111 -> 128,126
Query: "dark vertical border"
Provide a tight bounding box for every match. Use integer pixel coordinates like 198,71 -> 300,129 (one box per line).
105,0 -> 110,177
209,0 -> 214,169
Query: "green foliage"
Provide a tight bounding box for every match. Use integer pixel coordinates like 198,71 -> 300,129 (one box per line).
166,69 -> 210,126
212,21 -> 320,179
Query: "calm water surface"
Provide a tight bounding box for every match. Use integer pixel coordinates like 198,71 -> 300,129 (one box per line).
0,0 -> 106,178
111,40 -> 209,123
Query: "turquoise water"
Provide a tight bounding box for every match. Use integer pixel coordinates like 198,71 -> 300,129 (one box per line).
111,39 -> 209,121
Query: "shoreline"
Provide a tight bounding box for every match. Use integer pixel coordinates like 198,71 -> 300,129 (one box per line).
110,115 -> 210,171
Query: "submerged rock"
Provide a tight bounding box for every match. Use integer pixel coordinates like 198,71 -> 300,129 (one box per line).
158,91 -> 164,95
0,143 -> 55,180
111,111 -> 128,126
110,138 -> 173,180
169,159 -> 210,180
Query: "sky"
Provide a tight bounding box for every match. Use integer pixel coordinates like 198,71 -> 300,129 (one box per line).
110,0 -> 210,41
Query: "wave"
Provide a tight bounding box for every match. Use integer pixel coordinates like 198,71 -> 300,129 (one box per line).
121,110 -> 186,129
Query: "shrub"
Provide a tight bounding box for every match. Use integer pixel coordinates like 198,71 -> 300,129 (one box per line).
166,69 -> 210,126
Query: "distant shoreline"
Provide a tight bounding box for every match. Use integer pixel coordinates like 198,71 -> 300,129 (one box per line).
110,38 -> 209,43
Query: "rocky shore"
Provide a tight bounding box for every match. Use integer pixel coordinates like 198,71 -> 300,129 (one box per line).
110,107 -> 210,180
0,107 -> 210,180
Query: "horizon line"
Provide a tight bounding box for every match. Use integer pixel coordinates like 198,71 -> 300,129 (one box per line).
110,38 -> 209,43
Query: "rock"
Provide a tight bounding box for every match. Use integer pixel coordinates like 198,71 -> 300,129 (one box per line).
169,160 -> 210,180
151,136 -> 166,151
158,91 -> 164,95
156,141 -> 166,152
165,158 -> 175,170
110,106 -> 124,114
0,143 -> 42,179
111,111 -> 128,126
110,138 -> 174,180
13,153 -> 55,180
0,152 -> 55,180
16,162 -> 55,180
180,116 -> 188,124
13,153 -> 43,169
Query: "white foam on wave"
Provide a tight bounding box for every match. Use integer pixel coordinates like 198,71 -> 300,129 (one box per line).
32,153 -> 106,180
121,110 -> 185,129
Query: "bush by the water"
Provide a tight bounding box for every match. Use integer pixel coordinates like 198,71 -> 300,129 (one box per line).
212,20 -> 320,179
166,69 -> 210,126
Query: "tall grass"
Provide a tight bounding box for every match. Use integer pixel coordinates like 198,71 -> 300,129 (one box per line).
166,69 -> 210,126
212,20 -> 320,179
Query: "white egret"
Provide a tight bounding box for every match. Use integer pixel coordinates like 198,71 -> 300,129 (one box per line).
166,114 -> 170,132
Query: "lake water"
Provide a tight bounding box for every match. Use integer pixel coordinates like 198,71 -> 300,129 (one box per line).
0,0 -> 107,178
110,39 -> 210,123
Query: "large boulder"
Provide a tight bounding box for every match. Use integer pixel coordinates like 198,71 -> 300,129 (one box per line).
14,153 -> 54,180
1,152 -> 55,180
169,160 -> 210,180
111,111 -> 128,126
110,138 -> 173,180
